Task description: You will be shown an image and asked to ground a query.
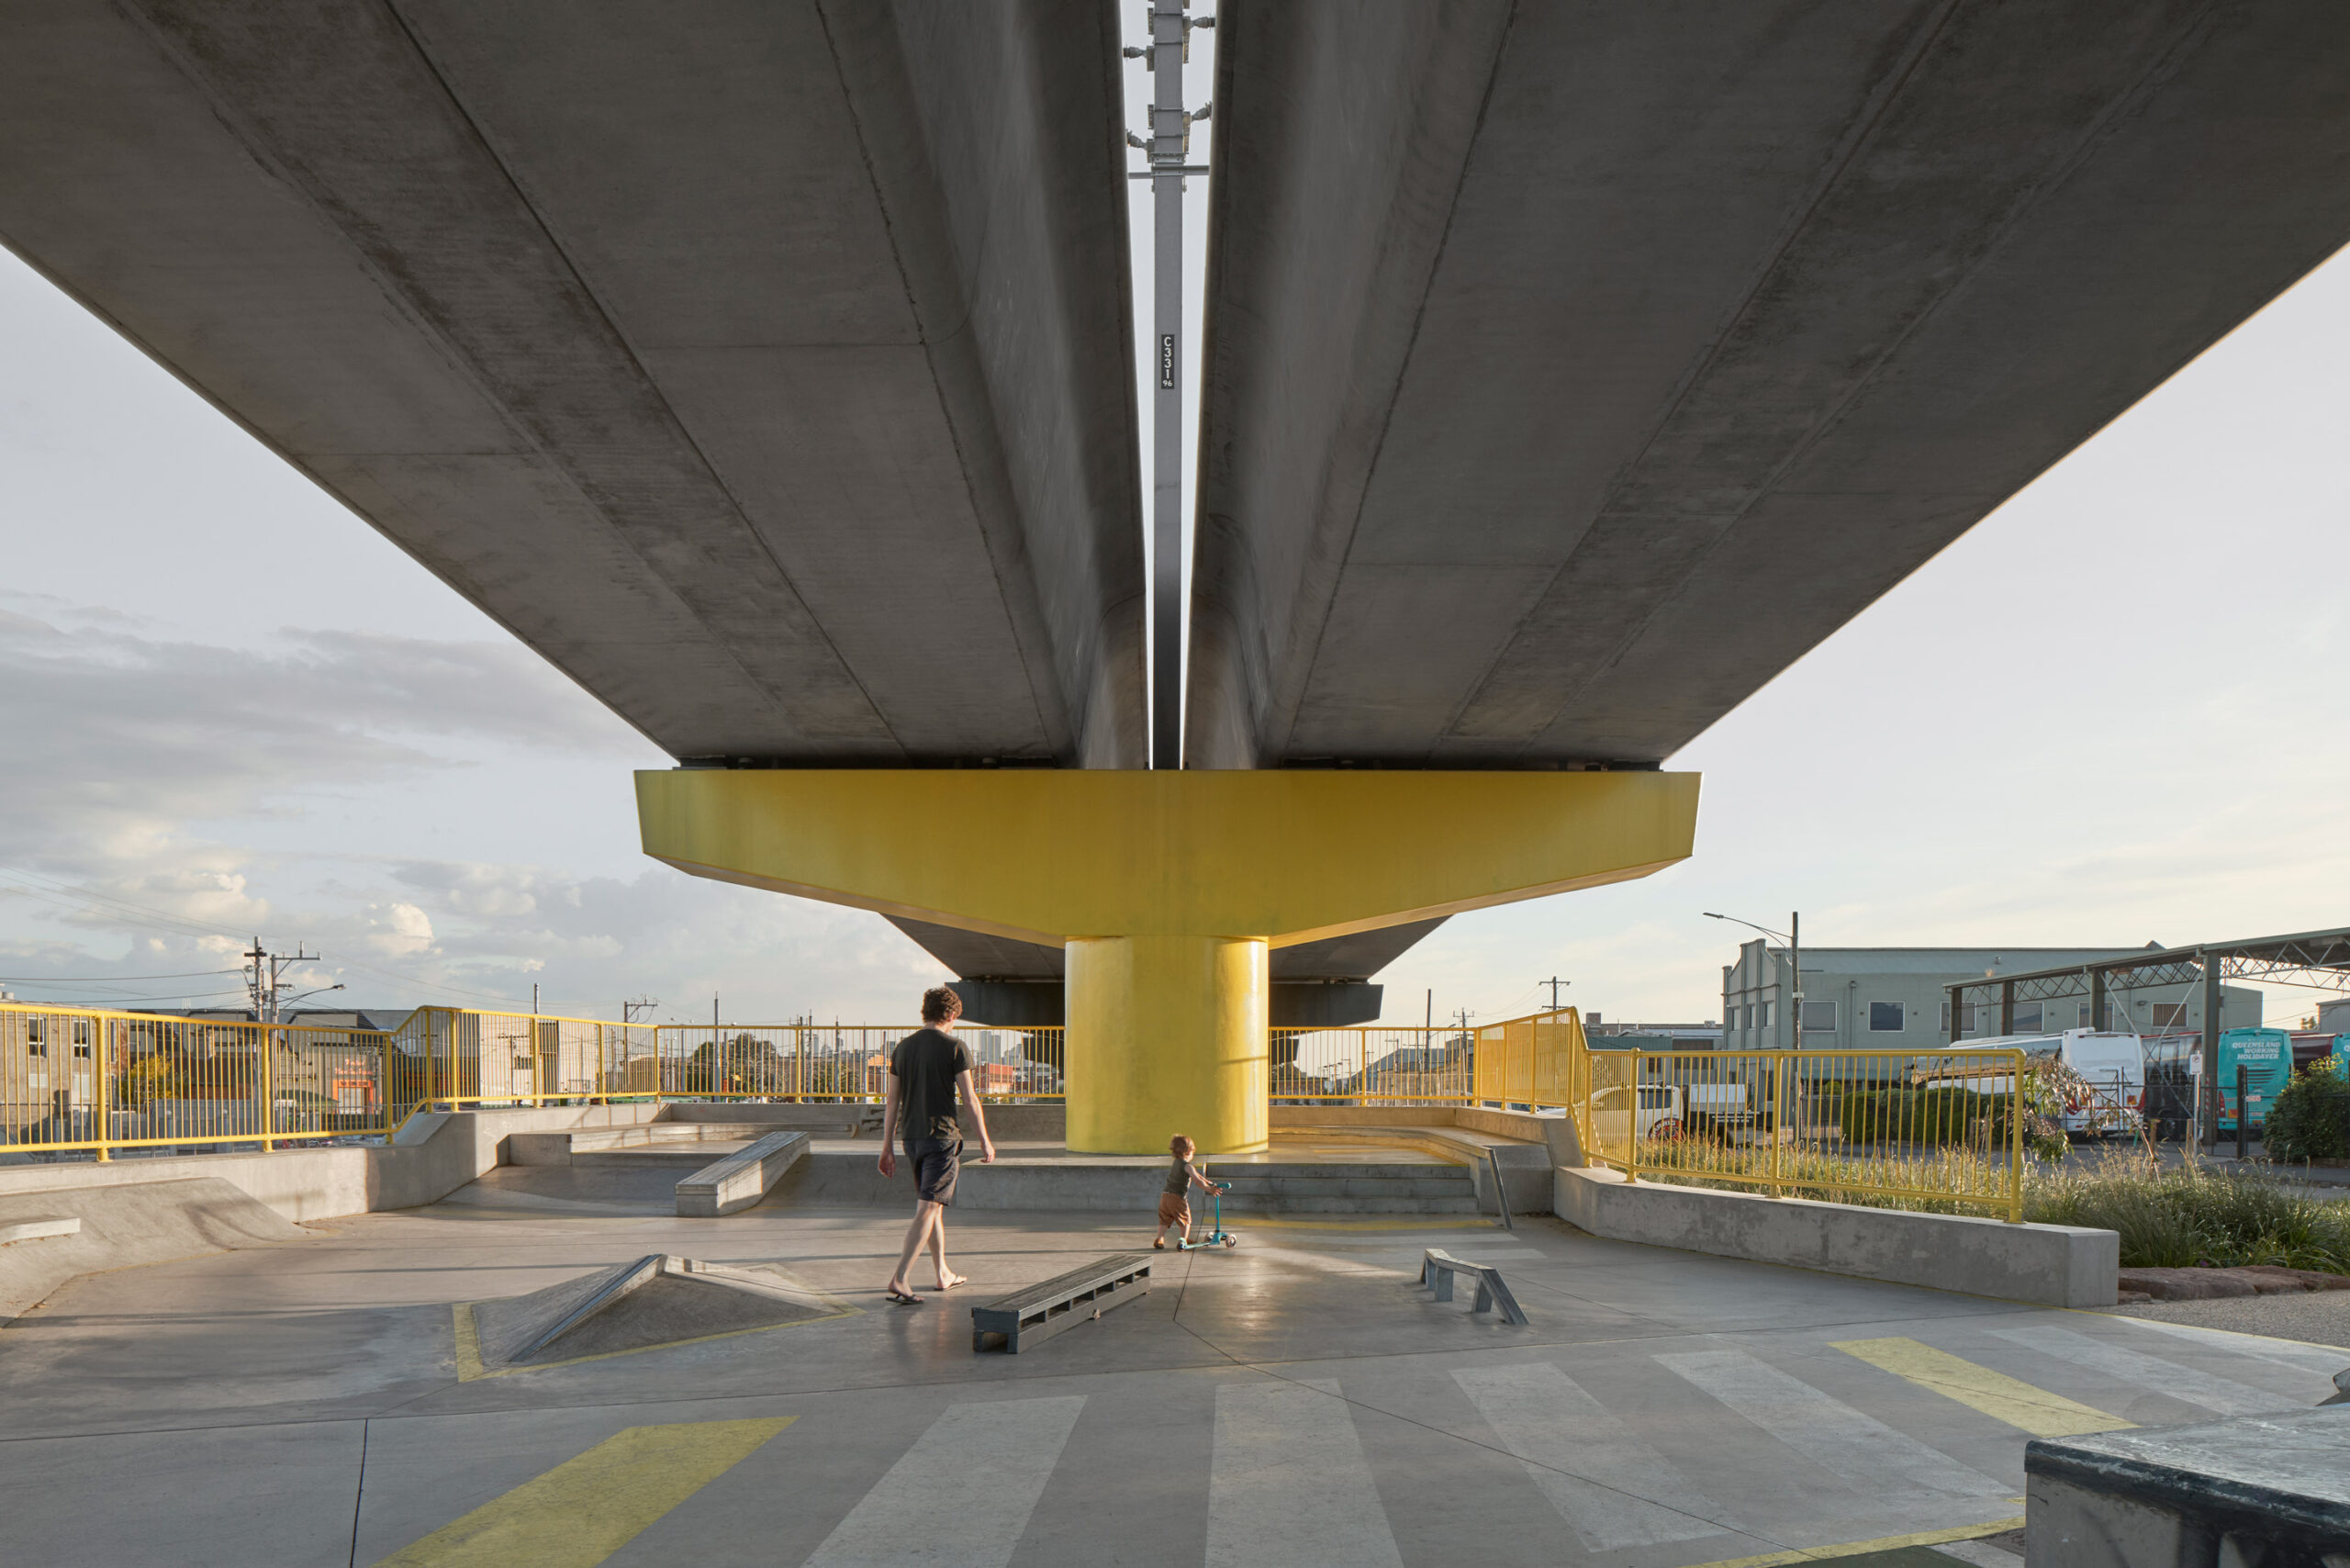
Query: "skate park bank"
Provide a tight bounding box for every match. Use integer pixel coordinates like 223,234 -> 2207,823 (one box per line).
3,1095 -> 2116,1316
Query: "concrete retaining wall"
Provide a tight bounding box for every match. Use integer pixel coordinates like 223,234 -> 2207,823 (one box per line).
0,1103 -> 664,1222
776,1151 -> 1166,1211
1555,1165 -> 2118,1307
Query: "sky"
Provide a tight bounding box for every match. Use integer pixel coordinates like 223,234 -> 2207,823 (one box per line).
2,26 -> 2344,1033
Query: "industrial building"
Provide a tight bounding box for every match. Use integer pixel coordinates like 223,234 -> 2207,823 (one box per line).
1719,942 -> 2263,1052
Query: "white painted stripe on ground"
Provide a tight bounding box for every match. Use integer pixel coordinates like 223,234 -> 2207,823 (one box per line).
1932,1538 -> 2024,1566
1207,1379 -> 1404,1568
1453,1362 -> 1734,1551
1656,1350 -> 2002,1503
1985,1327 -> 2301,1417
2114,1316 -> 2350,1383
802,1395 -> 1084,1568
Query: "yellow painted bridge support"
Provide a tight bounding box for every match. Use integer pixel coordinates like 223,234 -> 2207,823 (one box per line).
637,769 -> 1698,1153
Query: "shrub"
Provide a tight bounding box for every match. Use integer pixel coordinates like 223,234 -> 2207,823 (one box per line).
1838,1087 -> 2003,1146
2024,1161 -> 2350,1273
2265,1059 -> 2350,1164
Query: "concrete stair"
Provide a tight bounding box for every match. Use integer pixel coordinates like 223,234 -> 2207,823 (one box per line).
1208,1161 -> 1480,1215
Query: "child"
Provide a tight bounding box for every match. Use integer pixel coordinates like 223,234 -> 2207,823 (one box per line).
1155,1135 -> 1225,1249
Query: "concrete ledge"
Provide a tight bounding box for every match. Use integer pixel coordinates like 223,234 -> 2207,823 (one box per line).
655,1102 -> 882,1137
1554,1165 -> 2117,1307
677,1131 -> 811,1217
0,1217 -> 80,1246
509,1122 -> 776,1166
2026,1410 -> 2350,1565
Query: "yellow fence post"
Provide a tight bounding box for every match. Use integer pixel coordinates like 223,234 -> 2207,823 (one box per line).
1770,1052 -> 1787,1199
2008,1047 -> 2025,1224
95,1015 -> 112,1162
259,1025 -> 276,1152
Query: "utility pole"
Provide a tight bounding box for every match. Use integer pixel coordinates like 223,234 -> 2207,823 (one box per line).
1541,976 -> 1571,1012
243,937 -> 321,1025
623,996 -> 658,1025
1126,0 -> 1213,767
532,982 -> 539,1017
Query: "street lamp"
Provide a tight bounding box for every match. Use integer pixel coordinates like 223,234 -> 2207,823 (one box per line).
1706,912 -> 1800,1047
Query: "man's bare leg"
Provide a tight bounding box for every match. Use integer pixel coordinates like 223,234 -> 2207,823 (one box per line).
929,1217 -> 966,1290
887,1202 -> 941,1295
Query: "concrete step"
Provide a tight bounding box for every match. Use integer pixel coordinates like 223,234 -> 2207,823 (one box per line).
1218,1161 -> 1471,1182
1216,1194 -> 1484,1215
1214,1176 -> 1476,1199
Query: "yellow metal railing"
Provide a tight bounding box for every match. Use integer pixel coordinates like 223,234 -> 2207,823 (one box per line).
1,994 -> 2020,1215
0,1002 -> 396,1159
1273,1026 -> 1473,1103
0,1001 -> 1064,1160
1577,1046 -> 2028,1223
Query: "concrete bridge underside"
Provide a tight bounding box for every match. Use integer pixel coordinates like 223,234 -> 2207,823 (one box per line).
1188,0 -> 2350,769
6,2 -> 2350,1141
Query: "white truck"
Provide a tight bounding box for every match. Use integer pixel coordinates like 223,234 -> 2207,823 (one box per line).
1928,1030 -> 2144,1137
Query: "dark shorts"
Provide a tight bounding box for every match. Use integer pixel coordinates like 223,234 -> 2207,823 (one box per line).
905,1137 -> 962,1205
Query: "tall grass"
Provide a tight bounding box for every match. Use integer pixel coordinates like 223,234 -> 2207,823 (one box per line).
1618,1137 -> 2350,1272
2028,1161 -> 2350,1273
1623,1137 -> 2009,1216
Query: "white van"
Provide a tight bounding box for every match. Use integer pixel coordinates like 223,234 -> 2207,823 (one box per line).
1927,1030 -> 2144,1137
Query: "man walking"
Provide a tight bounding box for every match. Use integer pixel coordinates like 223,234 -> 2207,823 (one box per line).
878,985 -> 995,1304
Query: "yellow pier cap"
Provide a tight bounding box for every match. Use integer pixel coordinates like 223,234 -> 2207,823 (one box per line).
637,769 -> 1698,1153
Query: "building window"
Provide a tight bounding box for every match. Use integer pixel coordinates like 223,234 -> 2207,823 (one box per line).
2152,1002 -> 2188,1029
2013,1002 -> 2043,1033
1940,1002 -> 1952,1034
1801,1000 -> 1836,1034
1759,1001 -> 1774,1029
1868,1002 -> 1904,1032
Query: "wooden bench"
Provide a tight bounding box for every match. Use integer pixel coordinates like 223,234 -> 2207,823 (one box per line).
970,1253 -> 1152,1353
1420,1249 -> 1528,1326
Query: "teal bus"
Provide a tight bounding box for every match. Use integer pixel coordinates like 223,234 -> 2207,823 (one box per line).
2216,1027 -> 2292,1135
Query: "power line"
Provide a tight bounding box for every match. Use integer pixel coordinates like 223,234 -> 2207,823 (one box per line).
0,969 -> 242,982
0,867 -> 533,1008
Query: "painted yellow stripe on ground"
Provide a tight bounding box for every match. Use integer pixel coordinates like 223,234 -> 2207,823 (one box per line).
1684,1518 -> 2024,1567
1832,1337 -> 2132,1438
373,1417 -> 791,1568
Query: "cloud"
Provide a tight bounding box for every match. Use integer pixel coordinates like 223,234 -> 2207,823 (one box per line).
0,603 -> 642,868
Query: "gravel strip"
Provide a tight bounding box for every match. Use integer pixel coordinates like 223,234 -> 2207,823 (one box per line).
2101,1289 -> 2350,1350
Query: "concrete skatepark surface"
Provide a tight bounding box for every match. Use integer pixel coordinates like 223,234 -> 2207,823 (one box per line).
2,1162 -> 2344,1566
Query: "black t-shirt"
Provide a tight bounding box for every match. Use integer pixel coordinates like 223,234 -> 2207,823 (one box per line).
890,1027 -> 973,1143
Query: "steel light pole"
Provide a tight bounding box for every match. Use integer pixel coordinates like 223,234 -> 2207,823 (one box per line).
1706,912 -> 1800,1047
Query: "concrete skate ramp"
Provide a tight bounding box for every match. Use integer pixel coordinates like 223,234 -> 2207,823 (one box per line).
677,1130 -> 811,1217
435,1165 -> 684,1216
0,1178 -> 306,1322
467,1253 -> 851,1372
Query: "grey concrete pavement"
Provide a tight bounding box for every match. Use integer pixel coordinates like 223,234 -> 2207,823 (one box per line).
2,1166 -> 2343,1566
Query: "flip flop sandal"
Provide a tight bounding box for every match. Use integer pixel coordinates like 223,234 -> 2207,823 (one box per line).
885,1289 -> 923,1306
936,1277 -> 968,1291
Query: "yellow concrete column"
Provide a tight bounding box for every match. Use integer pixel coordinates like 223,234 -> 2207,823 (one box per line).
1066,934 -> 1268,1154
635,768 -> 1699,1156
